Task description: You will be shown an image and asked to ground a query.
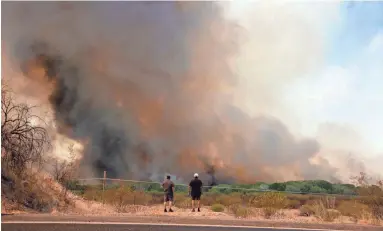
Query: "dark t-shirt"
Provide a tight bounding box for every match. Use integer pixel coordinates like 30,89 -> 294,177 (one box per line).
162,179 -> 174,195
189,178 -> 203,195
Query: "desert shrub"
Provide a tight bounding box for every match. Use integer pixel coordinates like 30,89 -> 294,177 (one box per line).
299,204 -> 315,216
1,168 -> 61,213
320,196 -> 336,209
263,207 -> 278,219
351,172 -> 383,221
287,194 -> 311,205
252,192 -> 287,209
200,192 -> 219,206
211,203 -> 225,212
97,186 -> 152,212
106,187 -> 131,212
83,188 -> 103,202
312,201 -> 341,222
229,204 -> 252,218
20,180 -> 56,212
355,179 -> 383,220
236,206 -> 252,218
240,192 -> 255,203
131,191 -> 152,205
176,200 -> 190,209
174,193 -> 190,208
252,193 -> 287,219
321,209 -> 341,222
306,199 -> 321,206
286,199 -> 301,209
148,192 -> 164,204
215,193 -> 242,206
337,200 -> 370,220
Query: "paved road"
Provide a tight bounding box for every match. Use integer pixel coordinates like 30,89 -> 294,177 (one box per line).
2,214 -> 382,231
1,223 -> 336,231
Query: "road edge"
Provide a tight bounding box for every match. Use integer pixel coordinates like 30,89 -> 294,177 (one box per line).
2,214 -> 382,231
1,221 -> 348,231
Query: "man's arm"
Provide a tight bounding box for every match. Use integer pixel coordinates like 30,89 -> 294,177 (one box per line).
188,181 -> 192,195
171,182 -> 175,194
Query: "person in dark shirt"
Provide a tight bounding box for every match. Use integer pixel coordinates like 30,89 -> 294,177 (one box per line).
162,175 -> 175,212
189,173 -> 203,212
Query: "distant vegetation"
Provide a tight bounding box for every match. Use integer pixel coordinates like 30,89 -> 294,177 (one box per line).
68,179 -> 362,196
209,180 -> 358,195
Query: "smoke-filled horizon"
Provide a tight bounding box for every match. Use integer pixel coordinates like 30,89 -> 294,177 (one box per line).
2,2 -> 370,184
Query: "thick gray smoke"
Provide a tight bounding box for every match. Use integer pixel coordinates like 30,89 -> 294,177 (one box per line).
2,2 -> 338,183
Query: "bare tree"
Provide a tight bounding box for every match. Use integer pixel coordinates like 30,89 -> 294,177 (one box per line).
350,171 -> 371,187
351,172 -> 383,221
1,84 -> 50,175
51,143 -> 81,206
52,144 -> 78,184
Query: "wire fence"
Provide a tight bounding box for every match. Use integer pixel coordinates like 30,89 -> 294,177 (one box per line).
71,177 -> 361,198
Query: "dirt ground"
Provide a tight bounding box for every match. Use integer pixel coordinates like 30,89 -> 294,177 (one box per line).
3,197 -> 383,231
44,196 -> 383,227
2,172 -> 381,228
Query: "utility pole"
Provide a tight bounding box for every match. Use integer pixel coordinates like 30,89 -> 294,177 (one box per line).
102,171 -> 106,205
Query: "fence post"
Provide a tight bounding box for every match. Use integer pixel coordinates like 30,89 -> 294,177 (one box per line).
102,171 -> 106,205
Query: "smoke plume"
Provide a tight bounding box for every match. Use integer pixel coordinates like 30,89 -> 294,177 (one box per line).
2,2 -> 339,183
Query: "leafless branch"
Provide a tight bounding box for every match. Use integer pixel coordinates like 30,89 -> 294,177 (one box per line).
1,85 -> 50,176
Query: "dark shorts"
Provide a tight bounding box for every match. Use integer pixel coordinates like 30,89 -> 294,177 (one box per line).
164,194 -> 173,202
191,193 -> 201,200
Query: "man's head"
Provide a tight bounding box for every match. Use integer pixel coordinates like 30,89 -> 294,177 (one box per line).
194,173 -> 199,179
166,175 -> 171,180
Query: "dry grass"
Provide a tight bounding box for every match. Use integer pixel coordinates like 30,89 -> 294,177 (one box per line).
215,193 -> 242,206
1,166 -> 77,213
105,187 -> 152,212
286,199 -> 301,209
200,193 -> 218,206
250,192 -> 288,218
228,204 -> 252,218
251,192 -> 288,209
78,186 -> 382,225
299,204 -> 315,216
83,188 -> 103,201
211,204 -> 225,212
262,207 -> 278,219
337,200 -> 371,221
174,194 -> 191,209
300,201 -> 341,222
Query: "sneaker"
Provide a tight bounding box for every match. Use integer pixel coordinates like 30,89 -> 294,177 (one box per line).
192,208 -> 195,212
164,208 -> 167,212
169,208 -> 174,212
198,208 -> 200,212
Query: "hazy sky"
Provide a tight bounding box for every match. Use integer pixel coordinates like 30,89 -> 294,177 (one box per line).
226,1 -> 383,160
